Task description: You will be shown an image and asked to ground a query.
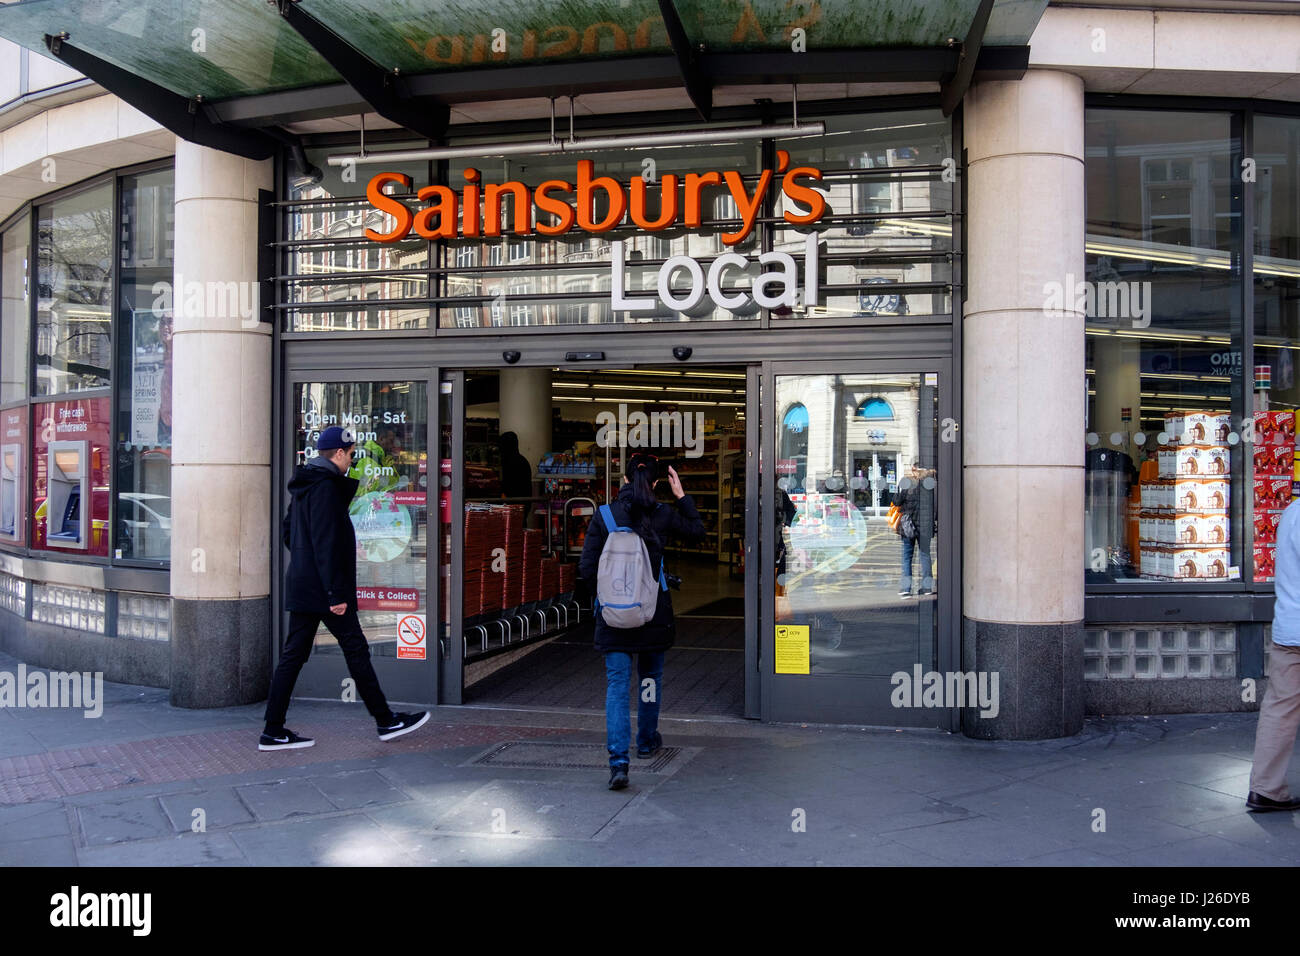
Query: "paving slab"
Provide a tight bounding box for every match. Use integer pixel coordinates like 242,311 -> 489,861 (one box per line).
235,779 -> 337,822
307,770 -> 410,810
76,796 -> 173,846
158,789 -> 256,833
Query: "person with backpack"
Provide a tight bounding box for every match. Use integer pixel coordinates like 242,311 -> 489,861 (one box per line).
579,453 -> 705,790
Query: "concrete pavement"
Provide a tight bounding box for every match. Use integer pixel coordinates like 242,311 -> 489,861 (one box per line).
0,650 -> 1297,866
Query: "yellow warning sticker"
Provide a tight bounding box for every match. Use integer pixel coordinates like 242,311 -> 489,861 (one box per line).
774,624 -> 810,675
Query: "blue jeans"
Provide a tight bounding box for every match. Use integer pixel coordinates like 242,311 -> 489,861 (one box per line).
604,651 -> 664,768
900,535 -> 933,593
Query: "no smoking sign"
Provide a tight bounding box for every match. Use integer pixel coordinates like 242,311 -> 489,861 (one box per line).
396,614 -> 427,660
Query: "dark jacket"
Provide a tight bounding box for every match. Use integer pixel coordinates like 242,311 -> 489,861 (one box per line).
282,457 -> 360,613
895,478 -> 935,541
578,482 -> 705,653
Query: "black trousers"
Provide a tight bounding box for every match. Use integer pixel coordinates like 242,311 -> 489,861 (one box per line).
264,607 -> 394,731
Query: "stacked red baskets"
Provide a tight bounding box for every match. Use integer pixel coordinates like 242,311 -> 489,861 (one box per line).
501,504 -> 525,610
521,528 -> 543,610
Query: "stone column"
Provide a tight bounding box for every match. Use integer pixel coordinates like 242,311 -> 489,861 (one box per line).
498,368 -> 552,472
169,138 -> 273,708
962,71 -> 1086,739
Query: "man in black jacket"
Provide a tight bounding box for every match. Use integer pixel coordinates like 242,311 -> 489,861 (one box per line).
262,425 -> 428,751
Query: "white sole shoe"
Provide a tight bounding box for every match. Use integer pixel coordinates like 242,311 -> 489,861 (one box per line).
378,711 -> 430,741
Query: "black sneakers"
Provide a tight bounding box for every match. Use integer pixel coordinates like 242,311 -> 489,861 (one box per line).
608,765 -> 629,790
259,729 -> 315,751
378,711 -> 430,741
1246,791 -> 1300,812
637,733 -> 663,759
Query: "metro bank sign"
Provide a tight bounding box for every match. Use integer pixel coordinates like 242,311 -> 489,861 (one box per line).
363,151 -> 827,314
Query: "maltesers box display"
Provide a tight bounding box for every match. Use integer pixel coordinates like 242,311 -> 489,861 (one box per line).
1164,411 -> 1232,445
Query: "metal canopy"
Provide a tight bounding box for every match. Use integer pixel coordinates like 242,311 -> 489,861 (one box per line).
0,0 -> 1044,143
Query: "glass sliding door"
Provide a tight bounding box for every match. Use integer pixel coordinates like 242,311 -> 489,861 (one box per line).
763,363 -> 957,726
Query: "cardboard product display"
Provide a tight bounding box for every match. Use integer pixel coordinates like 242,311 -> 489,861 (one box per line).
1255,410 -> 1296,446
1165,411 -> 1232,446
1171,477 -> 1229,512
1255,476 -> 1292,511
1255,544 -> 1277,583
1253,441 -> 1293,478
1168,546 -> 1230,581
1255,510 -> 1283,545
1158,444 -> 1230,478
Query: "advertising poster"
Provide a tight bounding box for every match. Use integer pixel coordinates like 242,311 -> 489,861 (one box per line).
130,309 -> 168,447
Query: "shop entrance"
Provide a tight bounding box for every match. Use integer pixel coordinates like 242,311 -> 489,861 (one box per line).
446,364 -> 753,718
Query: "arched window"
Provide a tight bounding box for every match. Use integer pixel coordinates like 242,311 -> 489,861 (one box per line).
856,397 -> 894,421
780,404 -> 809,484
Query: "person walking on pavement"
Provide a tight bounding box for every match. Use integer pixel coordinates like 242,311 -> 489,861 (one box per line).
262,425 -> 429,751
579,453 -> 705,790
1248,496 -> 1300,811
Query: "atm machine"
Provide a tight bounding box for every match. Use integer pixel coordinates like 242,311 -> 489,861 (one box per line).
46,440 -> 88,548
0,444 -> 20,540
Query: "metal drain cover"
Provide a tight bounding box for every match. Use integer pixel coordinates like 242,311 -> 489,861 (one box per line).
467,741 -> 683,774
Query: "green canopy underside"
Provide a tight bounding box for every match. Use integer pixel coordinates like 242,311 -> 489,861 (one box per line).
0,0 -> 1045,103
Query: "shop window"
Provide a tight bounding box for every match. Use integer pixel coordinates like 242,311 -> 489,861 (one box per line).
508,239 -> 531,262
776,111 -> 954,319
2,215 -> 31,403
1083,109 -> 1242,585
114,168 -> 175,563
35,183 -> 113,396
456,245 -> 478,268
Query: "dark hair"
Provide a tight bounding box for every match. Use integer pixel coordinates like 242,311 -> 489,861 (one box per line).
624,453 -> 660,541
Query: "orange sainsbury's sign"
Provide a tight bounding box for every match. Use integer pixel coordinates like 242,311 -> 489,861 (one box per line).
363,150 -> 826,246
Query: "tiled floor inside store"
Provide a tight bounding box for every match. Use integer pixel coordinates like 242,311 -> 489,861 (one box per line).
465,559 -> 745,716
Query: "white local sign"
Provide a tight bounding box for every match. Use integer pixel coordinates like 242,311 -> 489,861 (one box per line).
611,234 -> 819,316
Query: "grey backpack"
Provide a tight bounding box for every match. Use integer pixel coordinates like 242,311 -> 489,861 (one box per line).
595,504 -> 665,628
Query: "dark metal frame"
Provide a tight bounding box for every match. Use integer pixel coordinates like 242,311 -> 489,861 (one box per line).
273,0 -> 450,141
215,49 -> 1026,131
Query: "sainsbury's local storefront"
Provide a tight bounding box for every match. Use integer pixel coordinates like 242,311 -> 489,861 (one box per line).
1,0 -> 1299,737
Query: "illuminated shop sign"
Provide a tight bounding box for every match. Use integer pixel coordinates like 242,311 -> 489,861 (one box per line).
364,151 -> 828,313
363,151 -> 826,245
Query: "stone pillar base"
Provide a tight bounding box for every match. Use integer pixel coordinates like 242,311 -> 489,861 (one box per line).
170,597 -> 270,708
961,618 -> 1084,739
